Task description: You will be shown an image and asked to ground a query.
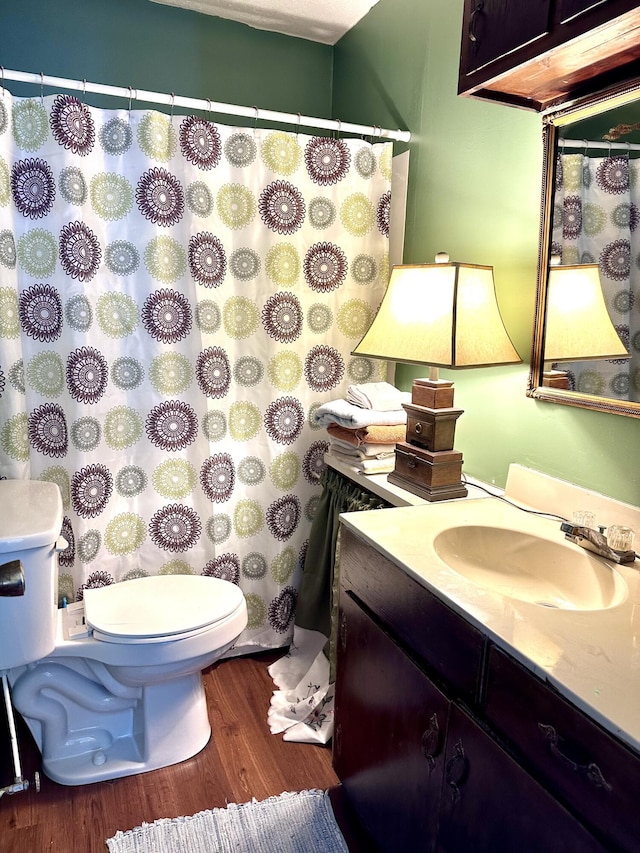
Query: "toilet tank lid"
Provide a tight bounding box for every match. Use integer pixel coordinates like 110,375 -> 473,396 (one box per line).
0,480 -> 63,552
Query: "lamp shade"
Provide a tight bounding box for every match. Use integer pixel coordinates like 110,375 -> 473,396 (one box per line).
544,264 -> 628,362
352,262 -> 521,367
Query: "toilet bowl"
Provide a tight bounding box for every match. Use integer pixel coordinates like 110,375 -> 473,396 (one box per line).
11,574 -> 247,786
0,480 -> 248,786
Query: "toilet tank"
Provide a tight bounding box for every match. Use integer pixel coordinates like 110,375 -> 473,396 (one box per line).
0,480 -> 63,669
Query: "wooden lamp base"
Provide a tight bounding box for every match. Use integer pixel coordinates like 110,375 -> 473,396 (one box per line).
388,378 -> 467,502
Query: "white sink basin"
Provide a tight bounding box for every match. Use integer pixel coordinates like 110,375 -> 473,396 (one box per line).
434,525 -> 627,611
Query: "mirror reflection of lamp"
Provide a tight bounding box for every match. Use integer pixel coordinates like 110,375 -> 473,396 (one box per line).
352,254 -> 522,501
542,262 -> 628,389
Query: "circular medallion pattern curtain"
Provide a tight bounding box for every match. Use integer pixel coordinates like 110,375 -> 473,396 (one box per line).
552,151 -> 637,400
0,92 -> 391,652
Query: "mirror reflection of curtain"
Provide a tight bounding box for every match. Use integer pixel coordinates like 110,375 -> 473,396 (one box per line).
551,151 -> 638,400
0,92 -> 392,655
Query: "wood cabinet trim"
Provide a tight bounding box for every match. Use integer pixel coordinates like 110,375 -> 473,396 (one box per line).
459,2 -> 640,111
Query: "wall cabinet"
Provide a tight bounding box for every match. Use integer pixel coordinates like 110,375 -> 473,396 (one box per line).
460,0 -> 552,79
458,0 -> 640,110
333,525 -> 635,851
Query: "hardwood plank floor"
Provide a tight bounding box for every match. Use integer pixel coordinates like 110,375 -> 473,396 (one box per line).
0,651 -> 341,853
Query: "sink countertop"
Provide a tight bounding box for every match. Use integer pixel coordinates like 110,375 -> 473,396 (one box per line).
340,497 -> 640,754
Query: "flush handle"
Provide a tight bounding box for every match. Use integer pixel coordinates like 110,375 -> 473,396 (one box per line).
0,559 -> 25,596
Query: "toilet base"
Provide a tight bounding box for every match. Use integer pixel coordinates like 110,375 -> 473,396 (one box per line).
12,664 -> 212,786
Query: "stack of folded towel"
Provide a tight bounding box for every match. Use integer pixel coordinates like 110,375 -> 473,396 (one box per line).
314,382 -> 410,474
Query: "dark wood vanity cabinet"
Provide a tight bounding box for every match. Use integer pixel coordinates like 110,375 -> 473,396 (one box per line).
437,705 -> 604,852
333,525 -> 621,852
333,592 -> 448,850
458,0 -> 640,110
485,645 -> 640,853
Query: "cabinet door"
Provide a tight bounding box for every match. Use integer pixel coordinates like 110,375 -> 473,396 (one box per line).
333,592 -> 449,852
485,645 -> 640,852
460,0 -> 551,76
437,705 -> 605,853
557,0 -> 608,23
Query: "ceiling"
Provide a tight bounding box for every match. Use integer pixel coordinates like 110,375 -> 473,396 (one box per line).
150,0 -> 381,45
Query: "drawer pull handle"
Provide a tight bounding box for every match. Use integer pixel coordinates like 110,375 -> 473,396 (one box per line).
414,423 -> 423,435
469,0 -> 484,43
585,762 -> 612,791
407,454 -> 418,469
445,739 -> 468,803
537,723 -> 612,791
421,712 -> 441,771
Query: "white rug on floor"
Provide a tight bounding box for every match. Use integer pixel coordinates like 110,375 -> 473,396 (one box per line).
106,788 -> 349,853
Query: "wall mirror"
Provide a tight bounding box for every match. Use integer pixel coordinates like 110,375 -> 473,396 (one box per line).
528,77 -> 640,419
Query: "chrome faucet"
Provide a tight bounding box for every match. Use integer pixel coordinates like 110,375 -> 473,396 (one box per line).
560,522 -> 637,564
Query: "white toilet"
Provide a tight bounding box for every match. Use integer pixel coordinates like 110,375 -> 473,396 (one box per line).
0,479 -> 248,786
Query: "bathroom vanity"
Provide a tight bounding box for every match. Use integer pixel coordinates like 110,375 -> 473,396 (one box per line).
332,471 -> 640,851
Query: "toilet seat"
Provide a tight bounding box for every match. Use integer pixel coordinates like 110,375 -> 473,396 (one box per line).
84,575 -> 245,644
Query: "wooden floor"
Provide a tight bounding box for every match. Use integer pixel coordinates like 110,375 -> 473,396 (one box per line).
0,651 -> 342,853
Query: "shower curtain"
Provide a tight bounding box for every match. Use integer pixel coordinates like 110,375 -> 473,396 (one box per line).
0,91 -> 392,653
552,151 -> 638,400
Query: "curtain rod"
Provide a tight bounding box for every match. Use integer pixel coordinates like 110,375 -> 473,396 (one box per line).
561,138 -> 640,151
0,67 -> 411,143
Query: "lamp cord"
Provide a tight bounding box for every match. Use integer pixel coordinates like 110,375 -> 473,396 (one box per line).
461,475 -> 570,523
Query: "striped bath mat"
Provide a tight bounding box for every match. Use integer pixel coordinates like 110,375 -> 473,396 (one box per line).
106,788 -> 349,853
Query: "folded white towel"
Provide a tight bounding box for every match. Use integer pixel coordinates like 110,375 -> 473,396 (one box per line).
314,397 -> 409,429
329,437 -> 396,459
347,382 -> 408,411
328,448 -> 396,474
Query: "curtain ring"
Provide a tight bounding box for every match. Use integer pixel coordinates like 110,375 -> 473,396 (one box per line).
206,98 -> 212,121
40,72 -> 44,106
582,139 -> 588,157
252,105 -> 259,130
0,66 -> 4,99
334,118 -> 342,140
81,78 -> 87,104
296,112 -> 301,137
170,92 -> 175,124
128,86 -> 134,115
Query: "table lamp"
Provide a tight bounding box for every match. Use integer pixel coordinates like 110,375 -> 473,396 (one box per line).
542,263 -> 628,389
352,254 -> 521,500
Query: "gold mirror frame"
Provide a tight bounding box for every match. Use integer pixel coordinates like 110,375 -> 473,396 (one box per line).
527,78 -> 640,419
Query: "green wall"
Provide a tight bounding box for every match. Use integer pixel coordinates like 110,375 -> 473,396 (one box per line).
334,0 -> 640,505
0,0 -> 637,505
0,0 -> 332,117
